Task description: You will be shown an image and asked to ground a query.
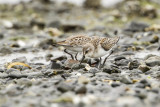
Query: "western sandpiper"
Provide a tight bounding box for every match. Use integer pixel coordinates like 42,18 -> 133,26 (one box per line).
56,35 -> 120,68
81,36 -> 120,68
56,35 -> 91,60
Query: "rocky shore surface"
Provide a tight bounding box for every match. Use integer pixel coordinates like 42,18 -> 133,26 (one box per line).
0,0 -> 160,107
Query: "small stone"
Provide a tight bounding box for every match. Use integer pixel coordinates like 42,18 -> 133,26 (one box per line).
138,64 -> 150,73
135,83 -> 145,88
75,84 -> 87,94
141,5 -> 157,19
135,89 -> 147,99
45,54 -> 53,61
145,24 -> 160,32
38,39 -> 56,49
0,68 -> 4,73
5,68 -> 21,74
145,55 -> 160,67
71,63 -> 85,70
150,35 -> 159,43
123,21 -> 149,33
65,59 -> 79,68
47,20 -> 61,28
57,82 -> 74,93
60,24 -> 85,32
78,76 -> 90,84
51,55 -> 67,62
30,18 -> 45,29
111,82 -> 121,87
103,66 -> 121,74
115,59 -> 130,66
114,56 -> 126,61
117,96 -> 143,107
84,0 -> 101,8
0,47 -> 12,54
139,79 -> 150,87
50,60 -> 63,69
5,83 -> 21,96
120,75 -> 132,84
12,56 -> 27,63
88,67 -> 100,73
45,27 -> 62,37
0,33 -> 4,39
128,60 -> 140,70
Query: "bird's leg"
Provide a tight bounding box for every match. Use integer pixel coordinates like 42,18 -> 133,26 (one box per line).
101,50 -> 113,68
64,49 -> 74,60
75,52 -> 78,60
87,59 -> 92,66
98,57 -> 102,69
79,55 -> 85,65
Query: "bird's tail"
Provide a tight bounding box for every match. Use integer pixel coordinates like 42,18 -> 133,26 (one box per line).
53,41 -> 73,47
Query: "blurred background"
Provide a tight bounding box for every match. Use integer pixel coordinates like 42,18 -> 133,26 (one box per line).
0,0 -> 160,107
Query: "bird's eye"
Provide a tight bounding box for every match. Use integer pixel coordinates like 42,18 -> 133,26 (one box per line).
85,50 -> 89,53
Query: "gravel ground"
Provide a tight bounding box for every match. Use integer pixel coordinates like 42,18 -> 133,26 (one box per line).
0,0 -> 160,107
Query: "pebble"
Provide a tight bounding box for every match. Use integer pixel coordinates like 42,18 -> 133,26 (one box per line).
88,67 -> 100,74
78,76 -> 90,84
120,75 -> 133,84
145,55 -> 160,67
123,21 -> 149,33
0,47 -> 12,55
57,82 -> 74,93
5,68 -> 21,74
103,66 -> 121,74
50,60 -> 63,69
0,68 -> 4,73
128,60 -> 140,70
138,64 -> 150,73
75,84 -> 87,94
64,59 -> 79,68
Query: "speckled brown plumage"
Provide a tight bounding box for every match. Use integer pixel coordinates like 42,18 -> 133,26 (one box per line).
57,35 -> 91,47
100,36 -> 120,51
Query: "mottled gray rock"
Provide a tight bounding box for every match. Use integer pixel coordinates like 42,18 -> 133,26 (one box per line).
0,33 -> 4,39
71,63 -> 85,70
50,60 -> 63,69
103,66 -> 121,74
64,59 -> 79,68
123,21 -> 149,33
116,96 -> 144,107
111,82 -> 121,87
145,55 -> 160,67
0,68 -> 4,73
57,82 -> 75,93
45,53 -> 53,61
0,47 -> 12,55
138,64 -> 150,73
88,67 -> 100,73
6,68 -> 21,74
115,58 -> 130,66
84,0 -> 101,8
114,56 -> 126,61
120,75 -> 132,84
128,60 -> 140,70
75,84 -> 87,94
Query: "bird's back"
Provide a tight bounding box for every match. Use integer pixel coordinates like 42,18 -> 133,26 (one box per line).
100,36 -> 120,51
57,35 -> 91,47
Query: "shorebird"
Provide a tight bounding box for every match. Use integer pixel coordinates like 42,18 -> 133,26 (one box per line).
56,35 -> 91,60
56,35 -> 120,68
81,36 -> 120,68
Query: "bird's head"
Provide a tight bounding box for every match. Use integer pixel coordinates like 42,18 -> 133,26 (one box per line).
82,43 -> 94,57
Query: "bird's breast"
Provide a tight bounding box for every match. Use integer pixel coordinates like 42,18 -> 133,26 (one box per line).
90,45 -> 108,58
65,46 -> 83,52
